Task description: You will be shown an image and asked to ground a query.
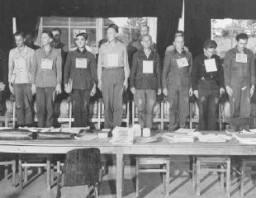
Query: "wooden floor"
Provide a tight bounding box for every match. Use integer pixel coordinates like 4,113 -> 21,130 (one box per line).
1,156 -> 256,198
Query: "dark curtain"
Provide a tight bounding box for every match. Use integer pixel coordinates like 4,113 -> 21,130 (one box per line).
157,17 -> 180,59
16,17 -> 40,38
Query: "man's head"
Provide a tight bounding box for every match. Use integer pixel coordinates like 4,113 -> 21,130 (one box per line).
140,25 -> 149,37
107,24 -> 118,42
52,28 -> 62,43
203,39 -> 217,58
75,33 -> 88,49
236,33 -> 248,51
141,35 -> 152,49
41,31 -> 53,47
14,32 -> 25,48
173,31 -> 184,51
25,33 -> 34,46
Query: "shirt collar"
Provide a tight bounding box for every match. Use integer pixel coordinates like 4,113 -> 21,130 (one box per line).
174,48 -> 185,55
76,47 -> 87,54
15,45 -> 28,56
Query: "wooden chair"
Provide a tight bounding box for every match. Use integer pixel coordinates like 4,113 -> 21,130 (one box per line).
135,156 -> 171,198
0,154 -> 16,186
193,156 -> 231,197
56,148 -> 103,198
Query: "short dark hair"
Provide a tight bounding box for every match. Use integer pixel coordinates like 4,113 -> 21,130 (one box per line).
14,31 -> 25,38
203,39 -> 217,49
52,28 -> 61,35
236,33 -> 248,41
42,30 -> 54,39
107,24 -> 119,33
76,32 -> 88,40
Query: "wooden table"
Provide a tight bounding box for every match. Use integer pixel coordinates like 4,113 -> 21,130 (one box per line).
1,137 -> 256,198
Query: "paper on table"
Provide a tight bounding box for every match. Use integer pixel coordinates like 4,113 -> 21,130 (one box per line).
142,60 -> 154,74
204,58 -> 217,73
176,57 -> 189,68
236,53 -> 247,63
75,134 -> 97,141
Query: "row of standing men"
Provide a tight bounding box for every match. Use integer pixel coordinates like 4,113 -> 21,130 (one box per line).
0,24 -> 254,131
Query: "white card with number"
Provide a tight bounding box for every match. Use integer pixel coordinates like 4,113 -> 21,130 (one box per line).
236,53 -> 247,63
176,57 -> 189,68
204,58 -> 217,72
76,58 -> 87,69
41,59 -> 53,70
143,60 -> 154,74
107,53 -> 118,67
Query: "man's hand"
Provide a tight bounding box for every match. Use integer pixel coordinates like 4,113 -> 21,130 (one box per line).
163,88 -> 168,96
220,87 -> 225,96
250,85 -> 255,97
31,84 -> 37,95
123,79 -> 128,90
226,86 -> 233,97
131,87 -> 136,95
55,83 -> 62,95
193,90 -> 199,98
64,83 -> 72,94
157,88 -> 162,95
9,84 -> 14,95
0,82 -> 5,91
90,84 -> 96,96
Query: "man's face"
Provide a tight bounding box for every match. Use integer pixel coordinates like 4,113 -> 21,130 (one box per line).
25,34 -> 33,45
52,30 -> 61,43
173,36 -> 184,51
237,39 -> 248,51
140,26 -> 149,37
15,35 -> 25,48
41,33 -> 52,46
107,28 -> 117,42
75,36 -> 86,49
141,36 -> 152,49
204,48 -> 216,58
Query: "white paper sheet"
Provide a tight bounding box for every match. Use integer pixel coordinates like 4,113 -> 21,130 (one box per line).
176,57 -> 189,68
76,58 -> 87,69
142,60 -> 154,74
236,53 -> 247,63
204,58 -> 217,72
41,59 -> 53,69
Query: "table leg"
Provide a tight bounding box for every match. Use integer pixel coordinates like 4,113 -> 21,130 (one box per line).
46,157 -> 51,190
116,148 -> 124,198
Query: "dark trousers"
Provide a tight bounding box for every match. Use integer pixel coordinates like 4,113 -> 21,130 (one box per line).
72,89 -> 90,127
14,84 -> 33,126
36,87 -> 55,127
0,91 -> 6,116
198,80 -> 219,130
134,89 -> 156,128
102,68 -> 124,128
167,81 -> 189,131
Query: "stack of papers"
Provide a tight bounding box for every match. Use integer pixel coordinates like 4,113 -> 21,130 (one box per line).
232,133 -> 256,144
162,133 -> 195,143
174,128 -> 195,134
75,133 -> 97,141
196,133 -> 231,142
110,127 -> 134,145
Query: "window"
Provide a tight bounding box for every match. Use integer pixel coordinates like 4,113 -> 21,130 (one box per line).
211,19 -> 256,58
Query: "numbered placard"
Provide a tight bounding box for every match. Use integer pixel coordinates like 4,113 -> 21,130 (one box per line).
176,57 -> 189,68
204,58 -> 217,73
236,53 -> 247,63
41,59 -> 53,70
76,58 -> 87,69
143,60 -> 154,74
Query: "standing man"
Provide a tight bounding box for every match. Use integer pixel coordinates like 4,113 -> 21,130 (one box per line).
64,33 -> 97,127
130,35 -> 161,129
224,33 -> 255,131
192,40 -> 225,130
98,24 -> 130,129
8,32 -> 34,127
162,32 -> 193,131
32,31 -> 62,127
52,28 -> 65,51
0,48 -> 7,116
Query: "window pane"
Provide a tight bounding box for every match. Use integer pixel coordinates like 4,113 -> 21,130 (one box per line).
43,17 -> 69,26
70,17 -> 96,26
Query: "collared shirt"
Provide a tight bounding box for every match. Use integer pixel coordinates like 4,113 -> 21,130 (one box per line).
97,40 -> 130,81
191,54 -> 224,90
0,49 -> 7,84
8,46 -> 34,84
32,47 -> 62,88
130,50 -> 161,90
162,49 -> 192,89
224,47 -> 255,86
64,48 -> 97,90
